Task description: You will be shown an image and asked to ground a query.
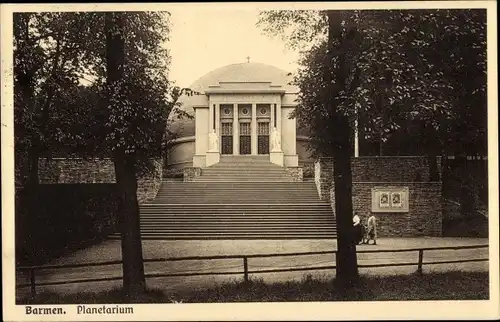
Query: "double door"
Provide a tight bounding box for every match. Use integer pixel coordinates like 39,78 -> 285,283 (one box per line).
239,122 -> 251,155
257,122 -> 269,154
220,120 -> 270,155
221,122 -> 233,155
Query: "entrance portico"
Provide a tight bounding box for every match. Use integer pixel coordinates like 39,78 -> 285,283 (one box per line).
167,62 -> 302,170
193,82 -> 298,168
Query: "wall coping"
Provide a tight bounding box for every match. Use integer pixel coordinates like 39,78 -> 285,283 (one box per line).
170,136 -> 196,144
352,181 -> 442,185
40,157 -> 113,161
319,156 -> 436,160
39,157 -> 162,161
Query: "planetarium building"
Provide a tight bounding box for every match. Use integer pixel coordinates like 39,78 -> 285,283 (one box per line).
166,62 -> 312,170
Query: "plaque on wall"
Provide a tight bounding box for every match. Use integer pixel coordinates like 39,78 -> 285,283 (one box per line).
371,187 -> 409,213
379,192 -> 390,208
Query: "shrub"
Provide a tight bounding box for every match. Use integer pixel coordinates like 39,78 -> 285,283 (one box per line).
16,184 -> 119,265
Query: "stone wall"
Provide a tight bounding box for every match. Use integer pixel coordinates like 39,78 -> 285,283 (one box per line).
315,157 -> 335,201
330,182 -> 442,237
317,156 -> 443,237
351,156 -> 441,182
299,161 -> 314,179
183,167 -> 202,181
315,156 -> 441,200
285,167 -> 303,182
38,158 -> 163,203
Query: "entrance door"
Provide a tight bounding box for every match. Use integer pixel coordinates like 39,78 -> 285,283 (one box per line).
258,122 -> 270,154
239,122 -> 251,155
221,122 -> 233,155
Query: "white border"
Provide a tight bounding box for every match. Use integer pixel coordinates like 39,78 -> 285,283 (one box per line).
1,2 -> 499,321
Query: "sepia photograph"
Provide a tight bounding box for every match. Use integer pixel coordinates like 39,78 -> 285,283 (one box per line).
1,1 -> 498,321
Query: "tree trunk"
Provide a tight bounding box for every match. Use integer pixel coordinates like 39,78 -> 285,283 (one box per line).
333,116 -> 358,288
427,152 -> 440,182
422,122 -> 440,181
114,154 -> 146,298
326,10 -> 358,289
105,12 -> 146,298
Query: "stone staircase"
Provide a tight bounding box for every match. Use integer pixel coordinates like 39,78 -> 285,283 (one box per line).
111,156 -> 336,239
192,155 -> 295,182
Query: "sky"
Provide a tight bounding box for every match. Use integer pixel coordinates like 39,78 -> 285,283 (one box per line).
167,8 -> 301,87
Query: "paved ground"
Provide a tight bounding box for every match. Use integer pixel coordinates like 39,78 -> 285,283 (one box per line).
16,237 -> 489,299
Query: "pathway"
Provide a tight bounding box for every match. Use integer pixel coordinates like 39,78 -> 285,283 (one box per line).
16,237 -> 489,300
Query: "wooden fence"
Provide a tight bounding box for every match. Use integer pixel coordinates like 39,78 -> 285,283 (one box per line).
17,244 -> 489,297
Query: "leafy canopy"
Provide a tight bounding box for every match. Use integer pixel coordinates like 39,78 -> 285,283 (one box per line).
258,9 -> 487,157
14,12 -> 188,162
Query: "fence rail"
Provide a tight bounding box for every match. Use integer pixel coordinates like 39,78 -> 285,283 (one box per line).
17,244 -> 488,298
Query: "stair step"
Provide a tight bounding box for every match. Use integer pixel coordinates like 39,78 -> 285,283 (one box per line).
115,160 -> 336,239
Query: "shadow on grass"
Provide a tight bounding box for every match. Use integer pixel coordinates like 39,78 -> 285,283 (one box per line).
18,271 -> 489,304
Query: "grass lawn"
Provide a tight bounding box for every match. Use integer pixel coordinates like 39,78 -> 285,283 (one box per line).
19,271 -> 489,304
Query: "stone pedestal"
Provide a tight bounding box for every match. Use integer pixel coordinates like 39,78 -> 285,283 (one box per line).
206,151 -> 220,167
270,150 -> 284,167
193,155 -> 206,168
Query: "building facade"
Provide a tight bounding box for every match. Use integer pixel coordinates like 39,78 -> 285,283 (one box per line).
167,62 -> 312,169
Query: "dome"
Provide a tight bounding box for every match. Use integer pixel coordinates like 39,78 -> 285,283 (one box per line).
169,62 -> 298,138
190,62 -> 298,93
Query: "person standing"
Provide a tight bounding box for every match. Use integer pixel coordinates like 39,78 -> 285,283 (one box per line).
366,214 -> 377,245
352,213 -> 363,244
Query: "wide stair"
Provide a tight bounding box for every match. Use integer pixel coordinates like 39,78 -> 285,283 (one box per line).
191,155 -> 294,182
111,156 -> 336,239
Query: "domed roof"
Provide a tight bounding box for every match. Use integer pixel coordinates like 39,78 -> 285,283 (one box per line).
190,62 -> 298,93
169,62 -> 298,138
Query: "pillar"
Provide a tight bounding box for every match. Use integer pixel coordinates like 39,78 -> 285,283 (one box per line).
271,103 -> 275,130
251,103 -> 257,155
270,102 -> 284,166
233,103 -> 239,155
206,103 -> 220,167
215,103 -> 220,138
276,101 -> 282,134
208,104 -> 214,133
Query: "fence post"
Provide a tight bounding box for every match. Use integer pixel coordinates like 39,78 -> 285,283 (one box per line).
243,257 -> 249,283
29,268 -> 36,298
417,249 -> 424,275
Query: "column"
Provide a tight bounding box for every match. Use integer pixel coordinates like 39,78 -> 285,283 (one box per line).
208,104 -> 214,133
215,103 -> 220,137
270,101 -> 284,166
270,103 -> 275,130
251,103 -> 257,155
276,101 -> 282,134
206,103 -> 220,166
233,103 -> 239,155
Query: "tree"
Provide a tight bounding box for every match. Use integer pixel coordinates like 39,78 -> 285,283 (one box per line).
258,9 -> 487,287
15,11 -> 186,297
324,11 -> 359,287
260,10 -> 360,288
259,9 -> 487,166
101,12 -> 194,298
14,13 -> 103,263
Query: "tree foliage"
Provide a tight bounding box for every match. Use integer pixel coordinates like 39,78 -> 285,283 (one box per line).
259,9 -> 487,158
14,11 -> 185,298
14,12 -> 188,183
258,8 -> 487,289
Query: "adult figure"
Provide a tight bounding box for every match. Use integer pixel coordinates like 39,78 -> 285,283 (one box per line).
352,213 -> 363,244
365,215 -> 377,245
271,127 -> 281,151
208,130 -> 219,152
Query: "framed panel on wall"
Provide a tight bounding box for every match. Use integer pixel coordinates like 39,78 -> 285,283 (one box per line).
371,187 -> 409,212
